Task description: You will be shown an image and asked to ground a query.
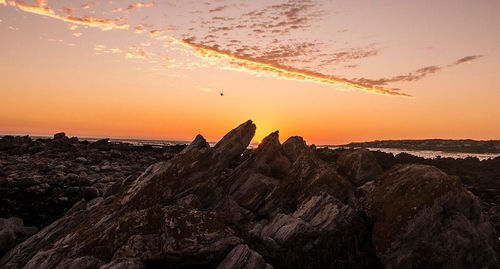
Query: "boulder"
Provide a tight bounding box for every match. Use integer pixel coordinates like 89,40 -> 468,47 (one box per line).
367,164 -> 498,268
0,217 -> 38,255
53,133 -> 67,140
217,244 -> 271,269
336,148 -> 383,186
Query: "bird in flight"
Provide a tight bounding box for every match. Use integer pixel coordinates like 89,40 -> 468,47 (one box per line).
220,92 -> 224,96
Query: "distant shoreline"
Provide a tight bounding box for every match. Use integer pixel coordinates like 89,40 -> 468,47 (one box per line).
327,139 -> 500,154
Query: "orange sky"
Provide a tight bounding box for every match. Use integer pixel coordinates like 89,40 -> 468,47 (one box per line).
1,0 -> 499,144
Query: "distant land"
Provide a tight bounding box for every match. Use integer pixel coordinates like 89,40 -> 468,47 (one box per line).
336,139 -> 500,154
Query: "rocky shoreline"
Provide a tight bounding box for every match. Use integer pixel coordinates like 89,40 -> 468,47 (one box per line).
0,123 -> 498,268
0,133 -> 186,231
339,139 -> 500,154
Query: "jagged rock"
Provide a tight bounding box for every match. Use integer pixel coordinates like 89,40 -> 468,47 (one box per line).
281,136 -> 308,163
54,256 -> 105,269
252,192 -> 358,244
1,121 -> 498,269
225,131 -> 290,218
217,244 -> 271,269
213,120 -> 256,167
0,217 -> 38,255
0,121 -> 256,268
337,148 -> 383,186
259,147 -> 355,217
367,164 -> 499,268
175,194 -> 201,208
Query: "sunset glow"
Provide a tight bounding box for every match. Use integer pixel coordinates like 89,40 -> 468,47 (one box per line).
1,0 -> 499,144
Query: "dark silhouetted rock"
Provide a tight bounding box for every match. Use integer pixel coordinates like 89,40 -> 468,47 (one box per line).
53,132 -> 67,140
281,136 -> 307,163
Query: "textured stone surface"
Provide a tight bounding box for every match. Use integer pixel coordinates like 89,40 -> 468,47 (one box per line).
337,148 -> 383,186
1,122 -> 498,268
367,164 -> 498,268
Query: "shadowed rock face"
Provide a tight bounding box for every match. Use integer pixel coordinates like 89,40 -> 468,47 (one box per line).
367,164 -> 498,268
336,148 -> 383,186
0,121 -> 498,269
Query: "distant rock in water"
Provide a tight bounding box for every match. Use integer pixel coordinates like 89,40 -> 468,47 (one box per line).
0,122 -> 498,268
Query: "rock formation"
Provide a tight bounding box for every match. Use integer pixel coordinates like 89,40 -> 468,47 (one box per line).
0,121 -> 498,268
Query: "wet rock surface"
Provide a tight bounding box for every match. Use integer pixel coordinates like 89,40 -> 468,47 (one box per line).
0,123 -> 498,268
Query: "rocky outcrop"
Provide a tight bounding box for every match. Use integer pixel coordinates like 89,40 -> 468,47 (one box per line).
217,244 -> 271,269
1,122 -> 498,268
0,134 -> 185,229
281,136 -> 308,163
336,148 -> 383,186
0,217 -> 37,255
366,164 -> 498,268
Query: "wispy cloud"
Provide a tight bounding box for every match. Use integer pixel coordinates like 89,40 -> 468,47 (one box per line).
355,55 -> 484,87
125,47 -> 151,59
127,1 -> 155,11
175,38 -> 411,97
198,86 -> 213,92
9,0 -> 129,31
449,55 -> 483,66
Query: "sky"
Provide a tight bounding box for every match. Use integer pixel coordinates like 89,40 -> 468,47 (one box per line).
0,0 -> 499,144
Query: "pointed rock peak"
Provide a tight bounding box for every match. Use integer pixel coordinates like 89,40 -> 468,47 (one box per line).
181,134 -> 209,154
215,120 -> 256,151
282,136 -> 308,162
258,131 -> 280,148
213,120 -> 256,165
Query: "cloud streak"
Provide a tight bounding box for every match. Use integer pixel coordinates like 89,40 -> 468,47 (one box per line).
355,55 -> 484,87
450,55 -> 483,66
9,0 -> 129,30
175,39 -> 411,97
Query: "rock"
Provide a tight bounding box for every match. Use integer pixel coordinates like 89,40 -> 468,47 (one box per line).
0,228 -> 16,254
336,148 -> 383,186
217,244 -> 271,269
281,136 -> 308,163
100,259 -> 145,269
81,186 -> 100,200
213,120 -> 256,167
53,133 -> 67,140
0,121 -> 255,268
1,121 -> 498,269
0,217 -> 38,255
76,157 -> 87,163
259,147 -> 355,217
0,217 -> 38,236
367,164 -> 499,268
55,256 -> 105,269
225,131 -> 291,218
64,173 -> 79,182
176,194 -> 201,208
